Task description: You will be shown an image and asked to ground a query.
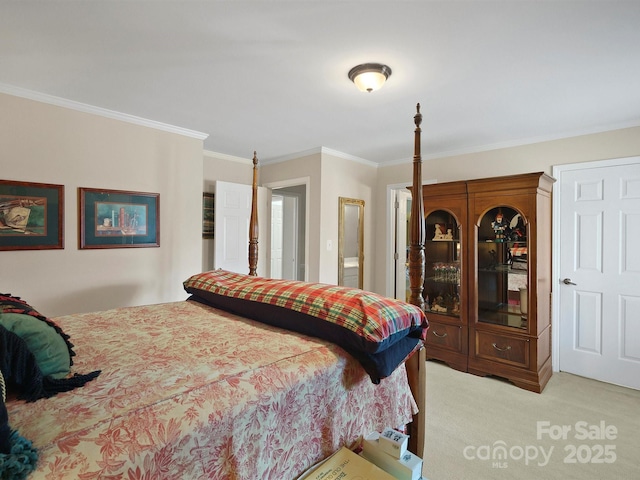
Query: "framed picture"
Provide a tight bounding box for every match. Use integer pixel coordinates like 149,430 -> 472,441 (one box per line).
0,179 -> 64,251
79,188 -> 159,249
202,193 -> 214,239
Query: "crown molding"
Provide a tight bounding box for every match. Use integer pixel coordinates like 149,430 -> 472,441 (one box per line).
203,149 -> 253,165
320,147 -> 378,167
262,147 -> 322,165
0,83 -> 209,141
265,146 -> 377,167
379,120 -> 640,167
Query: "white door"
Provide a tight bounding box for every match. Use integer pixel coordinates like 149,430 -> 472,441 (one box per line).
270,193 -> 300,280
394,190 -> 411,301
281,195 -> 299,280
213,181 -> 252,274
556,158 -> 640,389
270,195 -> 284,279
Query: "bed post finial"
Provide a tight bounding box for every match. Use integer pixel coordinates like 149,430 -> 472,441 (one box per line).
408,104 -> 425,310
249,151 -> 259,276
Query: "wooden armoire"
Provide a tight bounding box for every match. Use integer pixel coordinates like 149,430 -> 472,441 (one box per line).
421,172 -> 555,393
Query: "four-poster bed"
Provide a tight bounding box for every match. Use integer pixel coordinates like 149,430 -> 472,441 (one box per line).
1,106 -> 428,479
406,103 -> 427,456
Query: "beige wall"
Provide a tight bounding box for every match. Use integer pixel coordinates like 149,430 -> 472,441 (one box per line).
218,127 -> 640,295
6,90 -> 638,315
319,154 -> 377,289
373,126 -> 640,294
203,153 -> 254,189
1,93 -> 204,316
258,151 -> 377,287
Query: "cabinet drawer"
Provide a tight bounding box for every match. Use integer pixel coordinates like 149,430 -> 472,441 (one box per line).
426,322 -> 462,352
475,331 -> 529,368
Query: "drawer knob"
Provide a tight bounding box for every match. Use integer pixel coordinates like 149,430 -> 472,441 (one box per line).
492,343 -> 512,352
432,331 -> 448,338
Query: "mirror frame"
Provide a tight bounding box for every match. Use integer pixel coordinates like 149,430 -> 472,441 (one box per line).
338,197 -> 364,289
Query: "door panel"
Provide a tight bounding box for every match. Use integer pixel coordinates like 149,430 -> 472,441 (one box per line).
576,212 -> 602,271
574,291 -> 602,354
270,195 -> 284,279
621,295 -> 640,360
394,190 -> 410,301
558,160 -> 640,389
282,195 -> 298,280
622,211 -> 640,272
214,181 -> 252,274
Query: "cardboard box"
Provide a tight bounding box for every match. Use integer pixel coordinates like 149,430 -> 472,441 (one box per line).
378,427 -> 409,458
362,432 -> 423,480
298,446 -> 397,480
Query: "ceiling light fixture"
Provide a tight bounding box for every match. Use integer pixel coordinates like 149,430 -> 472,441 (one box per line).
348,63 -> 392,93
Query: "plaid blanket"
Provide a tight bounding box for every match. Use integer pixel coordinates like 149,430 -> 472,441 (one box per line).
184,270 -> 428,347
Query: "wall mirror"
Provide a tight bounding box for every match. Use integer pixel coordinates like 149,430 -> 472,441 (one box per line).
338,197 -> 364,289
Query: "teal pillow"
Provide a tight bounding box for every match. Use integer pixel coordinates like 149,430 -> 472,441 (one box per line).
0,313 -> 70,379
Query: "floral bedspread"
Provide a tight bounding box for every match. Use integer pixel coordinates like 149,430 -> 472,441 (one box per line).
6,300 -> 418,479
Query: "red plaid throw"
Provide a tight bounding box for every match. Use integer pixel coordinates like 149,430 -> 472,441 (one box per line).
184,270 -> 427,344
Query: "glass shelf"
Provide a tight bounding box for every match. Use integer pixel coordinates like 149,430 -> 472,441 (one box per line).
424,209 -> 461,318
478,306 -> 528,329
477,206 -> 527,329
481,240 -> 527,244
425,277 -> 461,284
478,266 -> 527,274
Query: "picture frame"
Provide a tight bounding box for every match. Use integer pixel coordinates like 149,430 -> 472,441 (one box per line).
79,188 -> 159,249
202,193 -> 215,239
0,179 -> 64,251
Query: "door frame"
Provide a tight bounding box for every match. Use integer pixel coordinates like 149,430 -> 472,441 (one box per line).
551,156 -> 640,373
270,194 -> 284,279
263,176 -> 310,282
386,183 -> 410,298
281,193 -> 299,280
386,180 -> 436,298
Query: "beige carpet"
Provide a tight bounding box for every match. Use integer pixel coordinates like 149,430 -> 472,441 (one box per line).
422,360 -> 640,480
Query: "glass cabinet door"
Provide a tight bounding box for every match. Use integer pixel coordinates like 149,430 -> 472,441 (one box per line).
424,210 -> 461,319
476,206 -> 528,329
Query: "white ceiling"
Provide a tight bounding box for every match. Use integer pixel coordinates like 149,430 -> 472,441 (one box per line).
2,1 -> 640,165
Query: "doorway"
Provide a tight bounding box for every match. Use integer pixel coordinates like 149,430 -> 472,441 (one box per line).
387,181 -> 435,301
553,156 -> 640,389
270,193 -> 299,280
386,185 -> 410,300
267,180 -> 308,281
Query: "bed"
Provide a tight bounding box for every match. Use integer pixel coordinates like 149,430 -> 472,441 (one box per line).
1,106 -> 429,479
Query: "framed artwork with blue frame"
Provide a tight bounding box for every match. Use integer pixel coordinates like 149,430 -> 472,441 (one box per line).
79,187 -> 159,249
0,179 -> 64,251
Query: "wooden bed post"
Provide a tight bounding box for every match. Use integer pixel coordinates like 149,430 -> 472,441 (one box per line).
407,344 -> 426,456
407,104 -> 427,457
408,104 -> 425,310
249,151 -> 259,276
